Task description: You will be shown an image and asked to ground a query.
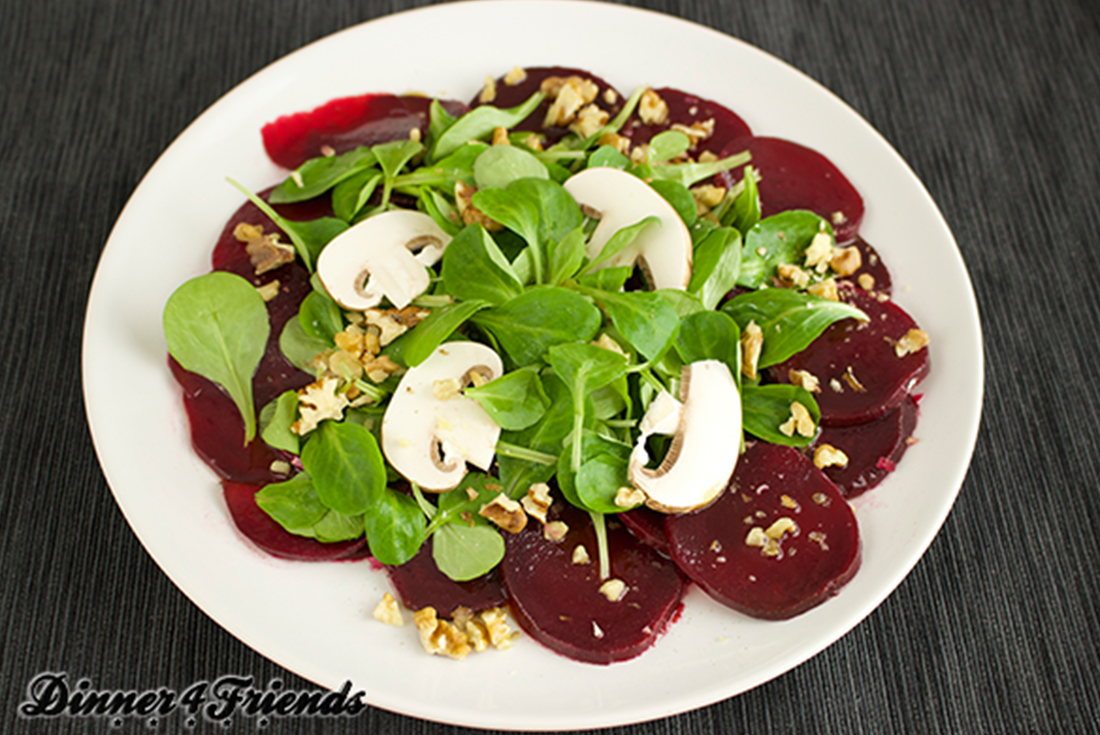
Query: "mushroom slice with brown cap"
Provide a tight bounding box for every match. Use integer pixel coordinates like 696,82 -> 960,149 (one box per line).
381,342 -> 503,491
562,167 -> 693,290
317,210 -> 451,311
628,360 -> 742,513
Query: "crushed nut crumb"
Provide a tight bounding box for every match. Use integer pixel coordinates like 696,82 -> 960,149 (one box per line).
455,181 -> 503,231
894,328 -> 930,357
491,125 -> 510,146
830,246 -> 862,277
255,280 -> 281,302
613,486 -> 646,509
373,592 -> 404,626
504,66 -> 527,85
598,578 -> 627,602
414,607 -> 471,660
520,482 -> 552,524
842,366 -> 867,392
569,103 -> 609,139
543,521 -> 569,543
807,278 -> 839,301
479,75 -> 497,104
857,273 -> 876,291
638,89 -> 669,125
814,444 -> 849,469
777,263 -> 811,289
788,369 -> 821,393
572,544 -> 591,565
479,494 -> 527,534
432,377 -> 463,401
741,320 -> 764,380
778,401 -> 815,438
804,230 -> 834,273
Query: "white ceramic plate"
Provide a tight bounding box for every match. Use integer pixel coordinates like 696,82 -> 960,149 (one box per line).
82,0 -> 983,730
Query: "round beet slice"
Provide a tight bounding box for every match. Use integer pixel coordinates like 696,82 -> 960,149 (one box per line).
501,503 -> 686,664
385,538 -> 508,617
473,67 -> 624,146
811,394 -> 919,498
665,443 -> 860,620
623,87 -> 752,157
223,481 -> 369,561
717,136 -> 864,243
770,283 -> 930,427
261,93 -> 468,169
619,507 -> 670,555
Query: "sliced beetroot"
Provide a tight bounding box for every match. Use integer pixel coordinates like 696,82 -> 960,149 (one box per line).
474,67 -> 624,146
222,481 -> 369,561
261,94 -> 469,170
770,283 -> 930,427
717,136 -> 864,243
838,236 -> 892,295
623,87 -> 752,157
665,443 -> 860,620
619,507 -> 670,555
170,357 -> 286,484
385,538 -> 507,617
501,503 -> 685,665
811,394 -> 919,498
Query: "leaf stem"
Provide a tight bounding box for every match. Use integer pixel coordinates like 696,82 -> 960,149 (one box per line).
590,511 -> 611,581
494,441 -> 558,466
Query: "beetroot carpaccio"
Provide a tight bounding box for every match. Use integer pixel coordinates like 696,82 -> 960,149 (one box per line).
163,66 -> 929,665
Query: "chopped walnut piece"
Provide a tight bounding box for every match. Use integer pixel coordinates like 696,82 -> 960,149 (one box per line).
602,88 -> 618,105
598,578 -> 627,602
895,328 -> 930,357
293,377 -> 349,435
857,273 -> 876,291
778,401 -> 815,438
413,607 -> 471,660
808,530 -> 829,550
373,592 -> 404,626
521,482 -> 552,524
454,181 -> 503,232
812,492 -> 830,506
479,494 -> 527,534
569,104 -> 609,139
803,229 -> 834,273
334,325 -> 366,358
327,349 -> 364,382
363,307 -> 429,346
543,521 -> 569,542
255,280 -> 281,302
572,544 -> 591,565
543,76 -> 597,127
408,127 -> 422,143
777,263 -> 811,289
269,460 -> 291,475
745,526 -> 768,547
829,377 -> 844,393
765,517 -> 798,540
491,125 -> 510,146
479,75 -> 497,104
780,494 -> 800,511
234,222 -> 296,275
807,278 -> 839,301
741,321 -> 764,380
830,246 -> 863,277
814,443 -> 850,469
842,366 -> 867,392
788,369 -> 821,393
690,183 -> 726,215
597,131 -> 631,154
698,150 -> 719,163
638,88 -> 669,125
503,66 -> 527,85
614,486 -> 646,509
670,118 -> 716,147
362,354 -> 402,384
478,607 -> 517,650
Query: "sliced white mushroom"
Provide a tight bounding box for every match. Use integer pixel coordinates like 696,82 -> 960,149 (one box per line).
381,342 -> 503,491
628,360 -> 741,513
562,167 -> 693,290
317,210 -> 451,311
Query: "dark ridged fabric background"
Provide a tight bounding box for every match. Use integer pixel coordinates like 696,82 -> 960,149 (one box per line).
2,0 -> 1098,732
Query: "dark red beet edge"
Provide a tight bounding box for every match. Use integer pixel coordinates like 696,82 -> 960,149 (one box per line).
619,507 -> 670,556
665,443 -> 860,620
501,504 -> 686,665
262,94 -> 469,170
771,283 -> 930,427
812,395 -> 919,499
385,538 -> 508,617
222,481 -> 369,561
718,136 -> 864,244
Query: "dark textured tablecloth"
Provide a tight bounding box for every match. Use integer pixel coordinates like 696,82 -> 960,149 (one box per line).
3,0 -> 1098,732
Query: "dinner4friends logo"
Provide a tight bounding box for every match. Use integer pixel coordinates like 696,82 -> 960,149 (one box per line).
17,672 -> 367,726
